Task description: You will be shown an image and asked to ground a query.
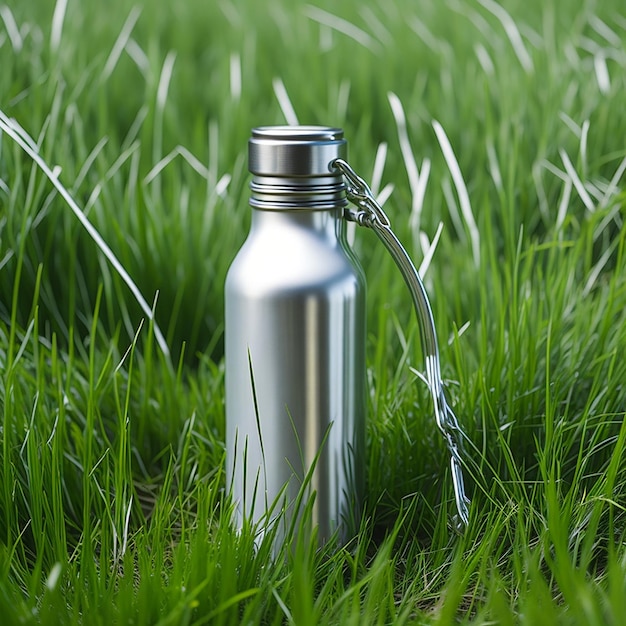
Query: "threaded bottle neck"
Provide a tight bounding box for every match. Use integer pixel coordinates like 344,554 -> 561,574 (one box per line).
248,126 -> 348,210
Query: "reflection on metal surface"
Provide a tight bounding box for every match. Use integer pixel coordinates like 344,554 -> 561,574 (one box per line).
226,131 -> 365,544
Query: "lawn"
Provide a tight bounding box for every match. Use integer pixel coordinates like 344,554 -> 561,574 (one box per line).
1,0 -> 626,623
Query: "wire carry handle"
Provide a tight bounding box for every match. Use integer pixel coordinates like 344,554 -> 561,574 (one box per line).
331,158 -> 470,534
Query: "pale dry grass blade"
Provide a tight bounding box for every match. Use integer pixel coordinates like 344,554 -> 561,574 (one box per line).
0,5 -> 22,52
45,563 -> 63,592
219,0 -> 241,27
477,0 -> 533,73
387,92 -> 427,233
371,142 -> 388,196
432,120 -> 480,266
556,178 -> 572,231
359,6 -> 392,45
583,245 -> 616,296
599,155 -> 626,209
336,78 -> 350,121
230,52 -> 242,102
74,136 -> 109,190
151,50 -> 177,201
593,53 -> 611,94
376,183 -> 394,207
532,162 -> 549,218
0,176 -> 10,194
125,38 -> 150,78
419,221 -> 444,278
540,158 -> 568,183
0,110 -> 170,357
589,14 -> 622,46
144,145 -> 231,196
273,77 -> 299,126
448,320 -> 471,346
1,111 -> 39,152
613,12 -> 626,32
410,17 -> 444,52
0,249 -> 15,271
486,140 -> 503,193
157,51 -> 177,111
50,0 -> 68,52
577,35 -> 603,55
584,182 -> 604,204
442,177 -> 466,243
387,92 -> 418,191
591,154 -> 626,240
102,6 -> 142,81
304,5 -> 376,49
580,120 -> 590,177
564,42 -> 580,68
121,494 -> 133,556
122,105 -> 148,151
474,43 -> 495,75
560,148 -> 595,212
447,0 -> 496,40
410,159 -> 430,238
319,25 -> 333,52
209,119 -> 219,189
85,141 -> 141,212
215,174 -> 231,197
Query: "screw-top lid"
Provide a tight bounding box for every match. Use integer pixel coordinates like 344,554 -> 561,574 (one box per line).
249,126 -> 347,177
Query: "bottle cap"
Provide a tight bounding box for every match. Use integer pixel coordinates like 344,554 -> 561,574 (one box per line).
248,126 -> 348,209
249,126 -> 347,177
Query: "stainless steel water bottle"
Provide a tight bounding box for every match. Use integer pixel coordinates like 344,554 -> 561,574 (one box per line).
225,126 -> 366,544
226,125 -> 471,547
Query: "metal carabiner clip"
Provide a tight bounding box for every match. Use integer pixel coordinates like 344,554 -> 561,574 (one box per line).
332,157 -> 471,533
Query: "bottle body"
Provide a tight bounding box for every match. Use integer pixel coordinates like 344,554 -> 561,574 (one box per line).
225,207 -> 365,544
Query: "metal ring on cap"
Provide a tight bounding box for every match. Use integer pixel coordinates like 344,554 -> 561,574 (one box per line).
248,126 -> 347,178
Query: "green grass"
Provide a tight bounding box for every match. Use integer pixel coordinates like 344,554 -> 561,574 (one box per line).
1,0 -> 626,622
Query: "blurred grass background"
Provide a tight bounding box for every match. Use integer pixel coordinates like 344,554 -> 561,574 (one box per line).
1,0 -> 626,623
